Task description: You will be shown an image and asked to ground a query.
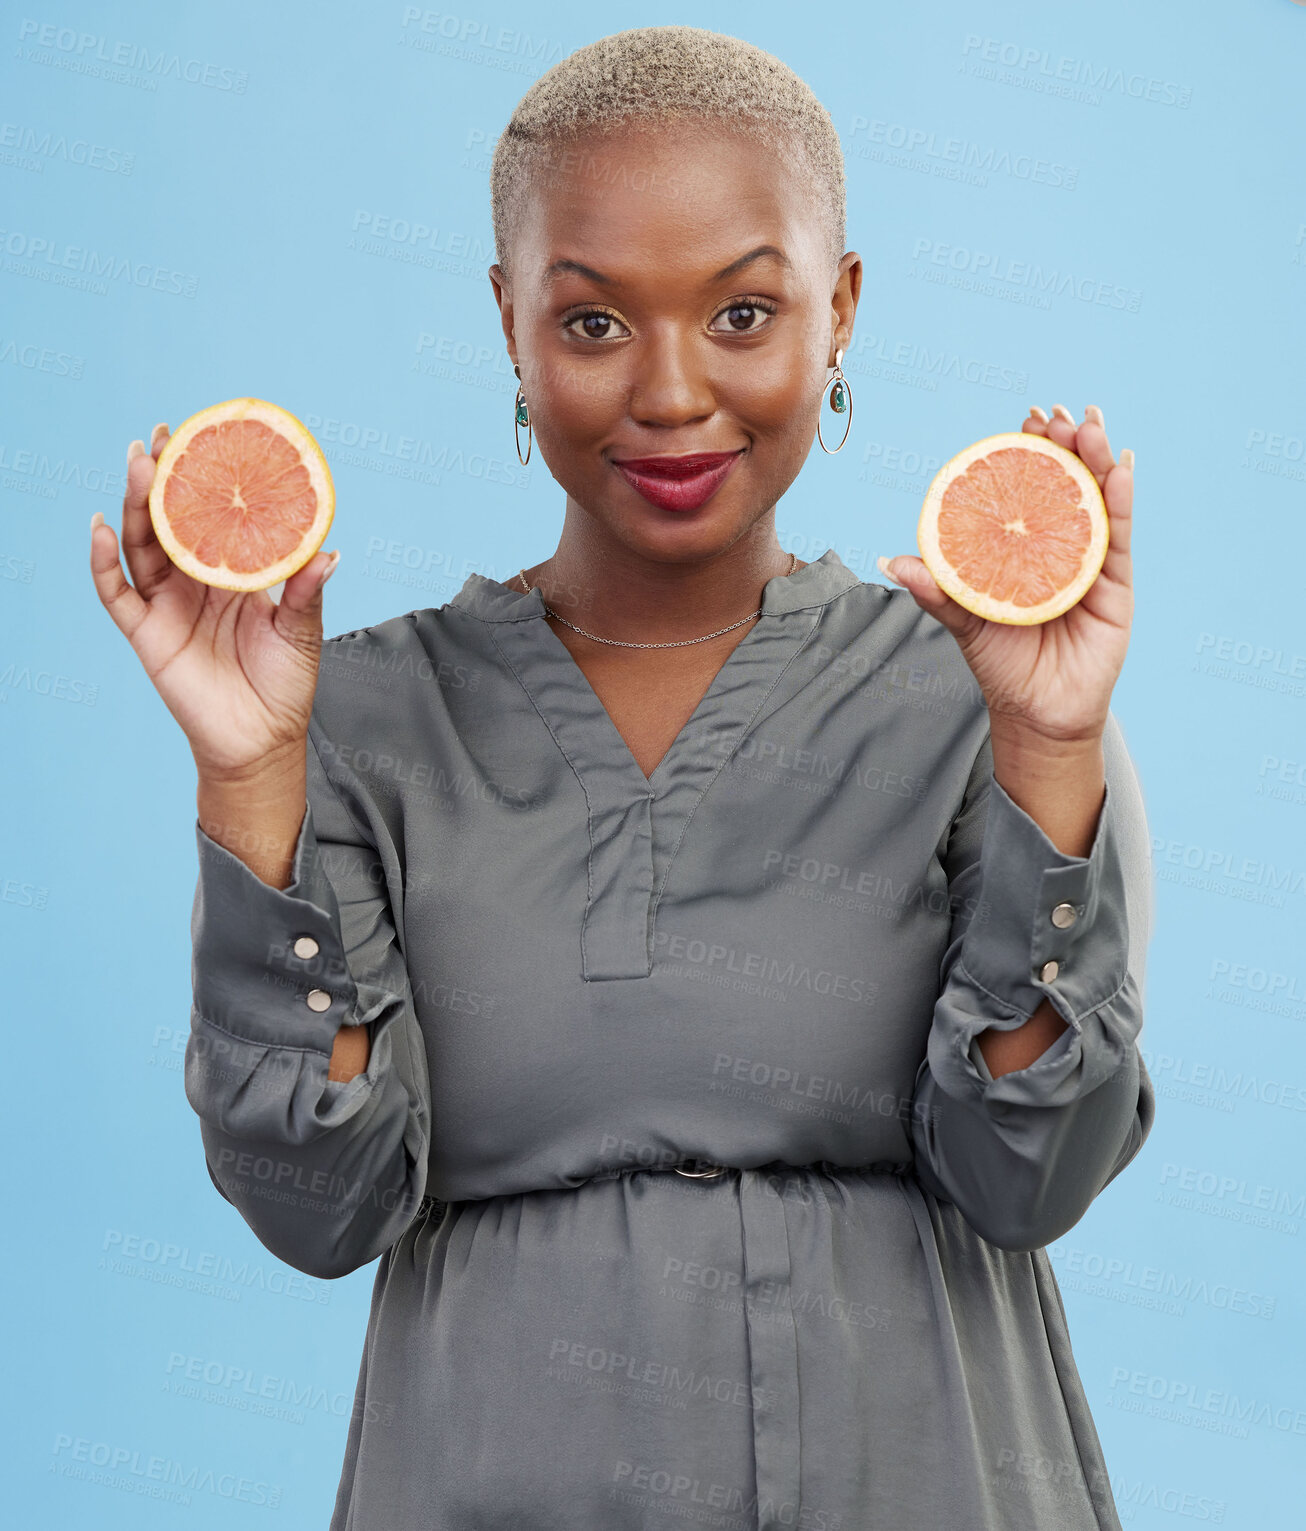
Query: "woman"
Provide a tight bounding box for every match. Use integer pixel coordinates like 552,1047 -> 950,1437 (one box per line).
90,25 -> 1153,1531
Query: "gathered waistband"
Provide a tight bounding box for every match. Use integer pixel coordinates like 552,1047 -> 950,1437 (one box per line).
584,1155 -> 911,1185
418,1157 -> 912,1218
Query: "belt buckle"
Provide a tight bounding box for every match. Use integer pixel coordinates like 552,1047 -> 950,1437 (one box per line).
673,1159 -> 727,1179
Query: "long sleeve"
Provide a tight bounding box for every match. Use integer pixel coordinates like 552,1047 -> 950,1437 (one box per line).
183,724 -> 432,1280
909,707 -> 1156,1253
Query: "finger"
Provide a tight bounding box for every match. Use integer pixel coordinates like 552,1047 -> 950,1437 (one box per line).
878,554 -> 986,645
89,509 -> 150,639
1080,447 -> 1134,613
1045,403 -> 1078,452
122,431 -> 174,595
1102,449 -> 1133,557
273,549 -> 339,646
1021,406 -> 1051,439
150,420 -> 169,460
1074,405 -> 1115,488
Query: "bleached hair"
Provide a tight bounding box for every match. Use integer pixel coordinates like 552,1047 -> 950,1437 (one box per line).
489,25 -> 846,283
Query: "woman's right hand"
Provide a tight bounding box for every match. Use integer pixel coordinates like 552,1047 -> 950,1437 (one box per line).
90,422 -> 339,781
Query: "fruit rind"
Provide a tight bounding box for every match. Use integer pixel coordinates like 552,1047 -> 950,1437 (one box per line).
148,397 -> 335,592
916,431 -> 1108,625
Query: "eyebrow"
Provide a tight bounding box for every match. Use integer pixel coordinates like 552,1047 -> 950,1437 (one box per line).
544,244 -> 792,288
714,244 -> 793,282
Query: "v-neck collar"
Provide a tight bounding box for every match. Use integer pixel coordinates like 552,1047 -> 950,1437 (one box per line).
448,547 -> 862,790
448,546 -> 862,625
446,548 -> 864,980
449,546 -> 863,793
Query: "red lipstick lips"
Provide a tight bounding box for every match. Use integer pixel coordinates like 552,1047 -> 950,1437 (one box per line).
612,449 -> 744,512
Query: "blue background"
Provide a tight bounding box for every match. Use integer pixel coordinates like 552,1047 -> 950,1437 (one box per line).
4,1 -> 1305,1524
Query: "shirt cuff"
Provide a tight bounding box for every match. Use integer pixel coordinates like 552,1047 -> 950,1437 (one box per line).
190,801 -> 362,1055
954,772 -> 1128,1032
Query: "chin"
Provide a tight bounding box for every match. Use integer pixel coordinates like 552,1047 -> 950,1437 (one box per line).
613,508 -> 763,564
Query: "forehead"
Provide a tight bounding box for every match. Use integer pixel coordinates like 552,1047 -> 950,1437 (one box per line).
514,121 -> 821,286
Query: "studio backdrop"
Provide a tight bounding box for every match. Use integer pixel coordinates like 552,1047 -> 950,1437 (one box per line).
4,2 -> 1304,1526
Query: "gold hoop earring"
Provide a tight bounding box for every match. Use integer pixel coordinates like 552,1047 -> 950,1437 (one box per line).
513,363 -> 532,466
817,347 -> 852,455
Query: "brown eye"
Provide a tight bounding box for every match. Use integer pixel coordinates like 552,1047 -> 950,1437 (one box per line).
565,311 -> 630,341
709,300 -> 776,334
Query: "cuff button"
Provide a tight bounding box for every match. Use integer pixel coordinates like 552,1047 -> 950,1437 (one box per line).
305,988 -> 332,1012
1038,959 -> 1060,982
293,936 -> 320,959
1051,902 -> 1078,928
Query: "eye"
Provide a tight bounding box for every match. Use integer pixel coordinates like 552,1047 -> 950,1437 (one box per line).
563,309 -> 631,342
709,298 -> 778,335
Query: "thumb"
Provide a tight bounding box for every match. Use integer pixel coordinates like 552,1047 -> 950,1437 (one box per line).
880,554 -> 982,642
879,554 -> 948,615
275,548 -> 339,643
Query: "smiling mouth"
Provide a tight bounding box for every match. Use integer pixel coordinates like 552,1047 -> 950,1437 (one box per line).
611,449 -> 745,512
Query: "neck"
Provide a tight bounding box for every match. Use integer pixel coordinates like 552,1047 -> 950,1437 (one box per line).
520,506 -> 803,644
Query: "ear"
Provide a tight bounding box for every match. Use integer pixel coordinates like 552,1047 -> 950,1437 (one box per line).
488,264 -> 516,364
831,250 -> 861,361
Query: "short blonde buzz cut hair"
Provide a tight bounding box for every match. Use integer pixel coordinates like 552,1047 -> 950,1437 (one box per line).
489,25 -> 847,285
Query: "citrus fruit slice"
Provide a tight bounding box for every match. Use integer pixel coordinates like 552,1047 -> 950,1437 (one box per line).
917,432 -> 1109,625
148,398 -> 334,592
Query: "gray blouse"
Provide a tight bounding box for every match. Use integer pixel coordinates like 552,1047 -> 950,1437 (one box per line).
185,547 -> 1155,1530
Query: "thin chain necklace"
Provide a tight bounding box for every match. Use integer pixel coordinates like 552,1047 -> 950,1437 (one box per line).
516,552 -> 797,649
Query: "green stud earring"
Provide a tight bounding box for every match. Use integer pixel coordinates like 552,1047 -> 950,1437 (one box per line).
513,363 -> 532,466
817,347 -> 853,454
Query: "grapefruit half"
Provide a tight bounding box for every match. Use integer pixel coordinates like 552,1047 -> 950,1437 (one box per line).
917,432 -> 1109,625
148,398 -> 334,592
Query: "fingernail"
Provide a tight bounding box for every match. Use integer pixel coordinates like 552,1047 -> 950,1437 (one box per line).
1085,405 -> 1105,428
877,555 -> 903,586
90,511 -> 105,532
319,550 -> 341,586
1029,406 -> 1050,424
1119,448 -> 1134,471
151,422 -> 168,439
1051,404 -> 1076,426
127,439 -> 146,463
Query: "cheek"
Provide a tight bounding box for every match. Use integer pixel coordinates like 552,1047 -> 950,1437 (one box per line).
724,321 -> 825,437
726,358 -> 816,438
535,368 -> 623,440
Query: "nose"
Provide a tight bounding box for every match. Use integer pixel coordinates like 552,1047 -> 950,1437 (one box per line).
627,325 -> 716,430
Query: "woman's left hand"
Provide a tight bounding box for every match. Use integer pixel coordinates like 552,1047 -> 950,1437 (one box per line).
878,404 -> 1134,745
